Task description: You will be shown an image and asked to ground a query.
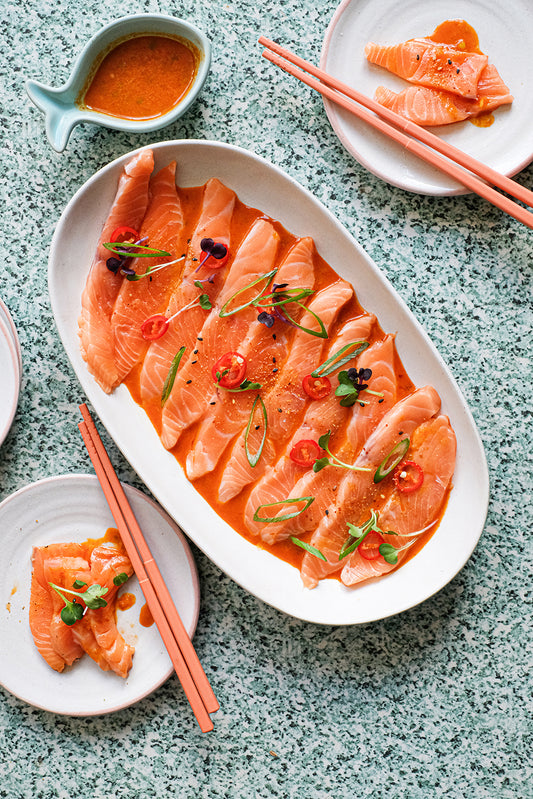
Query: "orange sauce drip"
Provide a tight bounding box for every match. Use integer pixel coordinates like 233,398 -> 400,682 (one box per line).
428,19 -> 482,53
121,183 -> 445,580
80,34 -> 200,120
139,603 -> 154,627
116,592 -> 136,611
470,113 -> 494,128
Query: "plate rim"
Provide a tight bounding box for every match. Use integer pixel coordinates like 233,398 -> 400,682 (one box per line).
0,313 -> 21,447
48,139 -> 489,625
0,472 -> 200,715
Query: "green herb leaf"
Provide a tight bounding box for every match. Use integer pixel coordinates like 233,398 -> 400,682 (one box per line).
223,379 -> 263,393
244,395 -> 267,468
60,600 -> 84,626
316,429 -> 371,473
253,288 -> 314,308
219,268 -> 278,317
317,430 -> 331,450
72,579 -> 87,589
198,293 -> 212,310
311,341 -> 370,378
289,536 -> 327,561
253,496 -> 315,523
82,584 -> 109,609
379,543 -> 399,565
113,572 -> 129,587
312,457 -> 329,473
161,346 -> 186,406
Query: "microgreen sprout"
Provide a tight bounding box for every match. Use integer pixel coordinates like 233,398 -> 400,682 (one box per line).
195,238 -> 229,272
113,572 -> 129,587
48,581 -> 109,626
313,430 -> 373,474
335,367 -> 383,407
338,511 -> 396,561
214,370 -> 262,393
289,536 -> 327,561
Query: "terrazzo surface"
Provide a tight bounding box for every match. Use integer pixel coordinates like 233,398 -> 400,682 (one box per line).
1,1 -> 531,797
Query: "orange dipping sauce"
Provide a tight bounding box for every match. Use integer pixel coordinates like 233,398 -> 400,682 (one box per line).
80,34 -> 200,120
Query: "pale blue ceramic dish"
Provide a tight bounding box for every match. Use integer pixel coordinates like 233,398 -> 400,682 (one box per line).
25,14 -> 211,152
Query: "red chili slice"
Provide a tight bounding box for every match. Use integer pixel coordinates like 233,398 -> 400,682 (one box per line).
140,314 -> 169,341
358,530 -> 385,561
302,374 -> 332,400
110,225 -> 140,244
393,461 -> 424,493
289,439 -> 322,468
212,352 -> 246,388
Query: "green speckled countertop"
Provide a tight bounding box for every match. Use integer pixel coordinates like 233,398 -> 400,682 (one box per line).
1,1 -> 531,797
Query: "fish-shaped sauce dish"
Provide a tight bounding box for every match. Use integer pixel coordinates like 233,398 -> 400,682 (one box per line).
26,14 -> 211,152
48,140 -> 489,625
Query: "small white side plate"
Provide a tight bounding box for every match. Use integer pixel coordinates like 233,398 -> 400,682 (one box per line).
0,475 -> 200,715
321,0 -> 533,194
0,313 -> 20,448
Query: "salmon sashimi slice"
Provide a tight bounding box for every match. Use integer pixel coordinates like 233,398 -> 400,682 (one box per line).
139,178 -> 237,407
216,279 -> 355,503
365,39 -> 488,99
42,550 -> 91,667
185,237 -> 317,480
29,546 -> 70,672
110,161 -> 186,387
78,148 -> 154,394
300,385 -> 441,588
244,313 -> 377,543
160,218 -> 280,450
341,414 -> 456,586
262,333 -> 399,542
374,64 -> 513,125
85,544 -> 135,678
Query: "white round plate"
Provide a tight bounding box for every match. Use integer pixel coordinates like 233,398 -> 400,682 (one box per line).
0,475 -> 200,715
0,313 -> 20,447
0,298 -> 22,374
321,0 -> 533,194
48,140 -> 489,625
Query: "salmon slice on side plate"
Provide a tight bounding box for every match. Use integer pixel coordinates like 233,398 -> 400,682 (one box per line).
78,148 -> 154,394
244,312 -> 377,543
185,236 -> 317,481
341,414 -> 456,587
159,217 -> 280,450
254,332 -> 399,543
84,544 -> 135,679
217,278 -> 354,503
139,178 -> 237,408
300,384 -> 441,588
365,39 -> 488,98
110,161 -> 186,388
374,64 -> 513,125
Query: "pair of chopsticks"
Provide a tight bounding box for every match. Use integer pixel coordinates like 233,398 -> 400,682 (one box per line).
78,404 -> 218,732
259,37 -> 533,231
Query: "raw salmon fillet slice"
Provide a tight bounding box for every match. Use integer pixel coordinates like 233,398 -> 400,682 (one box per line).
374,64 -> 513,125
300,384 -> 441,588
341,414 -> 456,586
84,544 -> 135,678
110,161 -> 186,387
78,148 -> 154,393
42,549 -> 91,667
244,313 -> 377,543
139,178 -> 237,407
365,39 -> 488,98
160,218 -> 280,450
185,237 -> 317,480
29,545 -> 74,673
217,279 -> 354,503
260,333 -> 398,542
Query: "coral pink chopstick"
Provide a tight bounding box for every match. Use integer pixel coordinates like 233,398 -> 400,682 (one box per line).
78,404 -> 218,733
259,37 -> 533,230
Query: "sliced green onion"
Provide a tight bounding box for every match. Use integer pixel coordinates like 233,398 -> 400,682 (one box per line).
126,255 -> 186,281
283,301 -> 328,339
161,346 -> 186,406
253,288 -> 314,307
253,496 -> 315,523
219,269 -> 278,317
103,242 -> 172,258
289,536 -> 327,561
244,395 -> 267,468
311,341 -> 370,378
373,438 -> 410,483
